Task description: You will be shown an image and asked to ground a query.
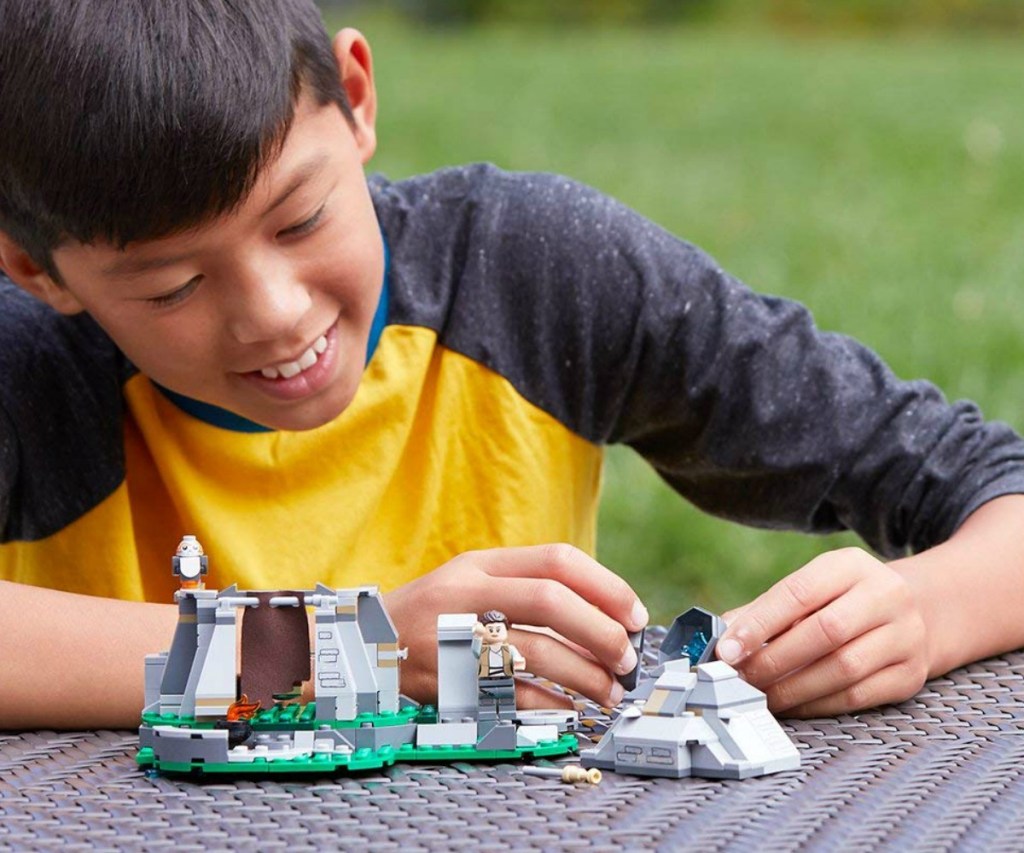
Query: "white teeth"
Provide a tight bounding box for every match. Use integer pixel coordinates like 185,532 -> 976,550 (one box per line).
259,334 -> 329,380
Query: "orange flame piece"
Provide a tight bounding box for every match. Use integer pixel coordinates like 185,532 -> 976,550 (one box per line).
226,694 -> 262,721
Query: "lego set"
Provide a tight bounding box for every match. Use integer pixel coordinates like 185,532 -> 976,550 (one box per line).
137,536 -> 800,781
137,537 -> 577,775
580,607 -> 802,779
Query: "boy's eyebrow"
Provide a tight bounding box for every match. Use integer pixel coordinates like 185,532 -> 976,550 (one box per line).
102,154 -> 330,278
260,153 -> 329,217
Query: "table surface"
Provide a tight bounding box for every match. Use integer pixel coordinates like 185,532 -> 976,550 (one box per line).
4,628 -> 1024,852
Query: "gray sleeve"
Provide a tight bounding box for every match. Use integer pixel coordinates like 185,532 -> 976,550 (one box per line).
375,166 -> 1024,557
0,405 -> 15,535
448,170 -> 1024,557
0,275 -> 132,543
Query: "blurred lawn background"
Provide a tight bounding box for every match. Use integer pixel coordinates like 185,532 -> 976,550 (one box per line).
321,2 -> 1024,624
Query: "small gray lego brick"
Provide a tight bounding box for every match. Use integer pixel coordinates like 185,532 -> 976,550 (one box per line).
616,628 -> 645,692
138,725 -> 157,750
417,721 -> 478,747
515,709 -> 579,732
515,725 -> 559,749
311,727 -> 357,751
352,722 -> 418,751
150,726 -> 231,765
476,721 -> 518,751
357,691 -> 379,716
144,653 -> 168,709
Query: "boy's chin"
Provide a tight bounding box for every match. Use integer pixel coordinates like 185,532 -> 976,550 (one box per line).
247,396 -> 353,432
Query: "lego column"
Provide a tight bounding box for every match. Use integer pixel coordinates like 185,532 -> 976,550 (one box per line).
436,614 -> 479,722
180,592 -> 247,719
355,588 -> 403,714
156,589 -> 204,716
311,586 -> 377,720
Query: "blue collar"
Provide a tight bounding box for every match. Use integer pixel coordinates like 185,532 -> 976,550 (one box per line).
155,236 -> 391,433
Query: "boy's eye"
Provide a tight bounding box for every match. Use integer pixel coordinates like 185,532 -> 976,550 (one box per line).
147,276 -> 201,307
280,204 -> 326,238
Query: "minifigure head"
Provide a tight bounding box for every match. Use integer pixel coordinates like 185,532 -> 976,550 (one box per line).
0,0 -> 383,431
175,535 -> 205,558
480,610 -> 511,645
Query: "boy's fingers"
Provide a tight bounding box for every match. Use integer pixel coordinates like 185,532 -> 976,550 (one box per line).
737,581 -> 892,687
717,549 -> 870,666
469,545 -> 649,631
490,576 -> 637,677
515,624 -> 599,664
720,604 -> 749,625
762,624 -> 901,713
511,628 -> 624,708
781,658 -> 925,719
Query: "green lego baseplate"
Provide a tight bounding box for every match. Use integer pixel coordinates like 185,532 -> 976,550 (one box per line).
137,700 -> 578,775
140,701 -> 430,731
136,734 -> 578,776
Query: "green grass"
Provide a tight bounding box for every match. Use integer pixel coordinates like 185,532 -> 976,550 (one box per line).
326,13 -> 1024,622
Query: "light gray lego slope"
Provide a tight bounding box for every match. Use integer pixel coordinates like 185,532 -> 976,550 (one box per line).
5,629 -> 1024,852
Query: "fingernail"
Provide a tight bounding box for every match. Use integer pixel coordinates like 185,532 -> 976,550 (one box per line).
630,600 -> 649,629
607,682 -> 624,708
717,637 -> 742,664
616,644 -> 638,675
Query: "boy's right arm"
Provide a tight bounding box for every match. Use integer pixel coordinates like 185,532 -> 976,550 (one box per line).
0,580 -> 178,730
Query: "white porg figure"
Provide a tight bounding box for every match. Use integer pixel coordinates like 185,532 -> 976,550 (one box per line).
172,534 -> 208,588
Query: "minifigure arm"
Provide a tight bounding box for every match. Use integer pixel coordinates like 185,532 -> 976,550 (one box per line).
509,644 -> 526,672
0,580 -> 179,728
471,633 -> 483,659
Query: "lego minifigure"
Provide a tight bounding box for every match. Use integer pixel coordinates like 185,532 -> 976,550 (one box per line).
472,610 -> 525,722
171,534 -> 208,589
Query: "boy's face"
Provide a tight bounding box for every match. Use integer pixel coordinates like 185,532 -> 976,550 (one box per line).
46,88 -> 383,432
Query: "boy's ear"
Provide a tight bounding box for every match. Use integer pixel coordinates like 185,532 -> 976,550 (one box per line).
0,232 -> 85,315
332,28 -> 377,165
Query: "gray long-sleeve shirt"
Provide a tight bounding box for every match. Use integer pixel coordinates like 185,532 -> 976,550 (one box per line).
2,163 -> 1024,566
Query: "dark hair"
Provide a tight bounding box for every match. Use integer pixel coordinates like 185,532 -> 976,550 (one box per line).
481,610 -> 509,628
0,0 -> 351,281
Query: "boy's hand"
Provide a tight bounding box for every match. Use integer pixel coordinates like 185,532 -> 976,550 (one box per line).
715,547 -> 930,718
383,544 -> 648,711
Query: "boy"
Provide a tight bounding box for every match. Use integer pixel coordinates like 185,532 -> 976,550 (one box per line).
2,0 -> 1024,730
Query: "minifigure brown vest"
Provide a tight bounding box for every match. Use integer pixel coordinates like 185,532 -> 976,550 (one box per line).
479,644 -> 515,678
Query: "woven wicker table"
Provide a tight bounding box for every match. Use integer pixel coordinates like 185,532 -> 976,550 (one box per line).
3,628 -> 1024,851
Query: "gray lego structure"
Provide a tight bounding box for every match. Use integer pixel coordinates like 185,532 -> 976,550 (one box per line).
580,607 -> 801,780
145,582 -> 404,723
138,539 -> 579,774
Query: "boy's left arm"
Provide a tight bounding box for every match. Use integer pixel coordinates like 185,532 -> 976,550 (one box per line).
717,494 -> 1024,717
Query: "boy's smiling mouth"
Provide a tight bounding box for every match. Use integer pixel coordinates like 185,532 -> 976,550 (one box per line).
236,318 -> 342,402
259,333 -> 330,379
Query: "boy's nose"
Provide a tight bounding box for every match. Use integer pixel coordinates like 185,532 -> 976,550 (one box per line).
226,272 -> 313,346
